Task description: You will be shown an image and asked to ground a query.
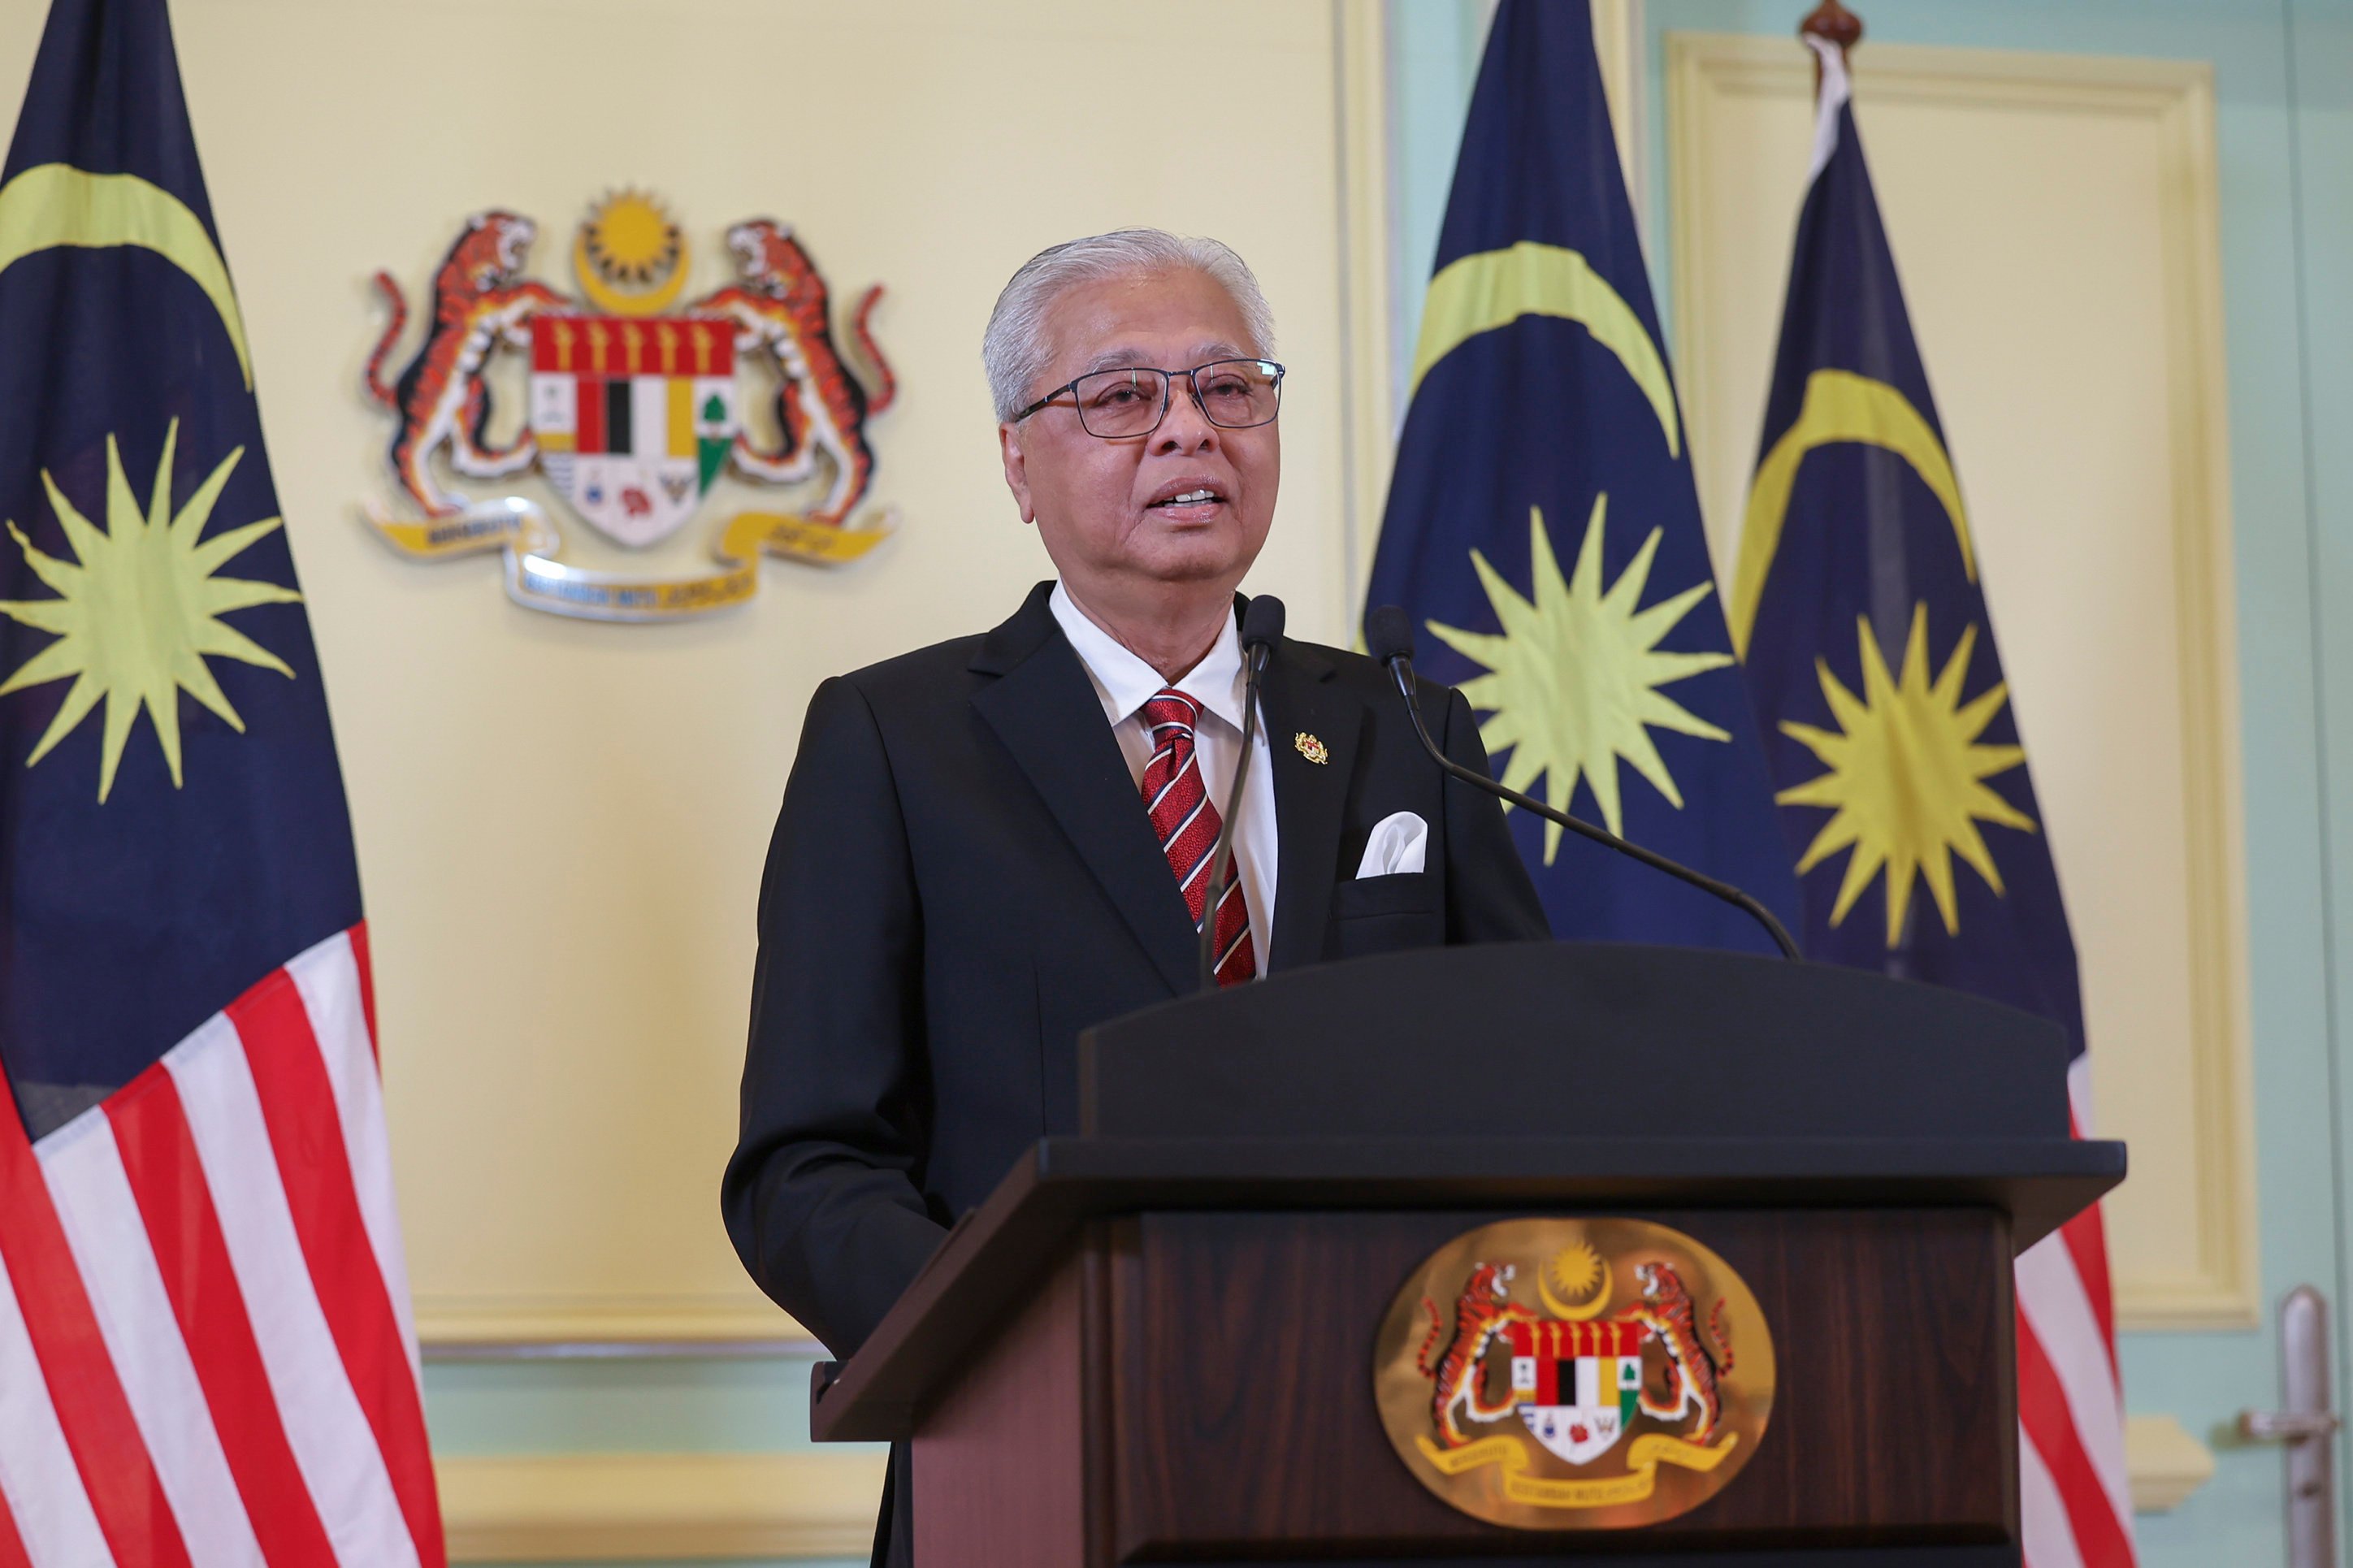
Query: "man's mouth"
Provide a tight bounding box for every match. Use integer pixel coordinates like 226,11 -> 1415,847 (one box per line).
1149,486 -> 1225,511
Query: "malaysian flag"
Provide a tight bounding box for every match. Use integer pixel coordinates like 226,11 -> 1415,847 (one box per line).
1730,24 -> 2132,1567
0,2 -> 444,1564
1362,0 -> 1803,956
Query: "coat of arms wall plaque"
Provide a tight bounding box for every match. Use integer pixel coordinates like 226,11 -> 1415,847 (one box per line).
359,193 -> 895,621
1373,1216 -> 1775,1530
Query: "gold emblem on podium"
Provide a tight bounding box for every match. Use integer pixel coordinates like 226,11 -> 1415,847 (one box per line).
1373,1217 -> 1774,1530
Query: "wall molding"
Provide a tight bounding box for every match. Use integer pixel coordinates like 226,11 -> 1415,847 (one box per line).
415,1293 -> 805,1347
1664,34 -> 2256,1331
437,1451 -> 887,1562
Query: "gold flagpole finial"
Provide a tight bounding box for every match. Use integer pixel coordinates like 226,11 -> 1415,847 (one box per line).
1800,0 -> 1864,54
1800,0 -> 1863,91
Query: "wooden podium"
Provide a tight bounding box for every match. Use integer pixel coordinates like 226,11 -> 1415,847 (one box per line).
810,944 -> 2124,1567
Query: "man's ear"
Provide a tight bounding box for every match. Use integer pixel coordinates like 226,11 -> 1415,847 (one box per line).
999,422 -> 1037,525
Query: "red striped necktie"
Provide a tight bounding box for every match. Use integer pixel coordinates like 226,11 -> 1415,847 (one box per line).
1140,690 -> 1255,986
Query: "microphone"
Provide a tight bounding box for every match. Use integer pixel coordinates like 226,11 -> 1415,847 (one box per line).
1198,595 -> 1285,990
1363,605 -> 1800,961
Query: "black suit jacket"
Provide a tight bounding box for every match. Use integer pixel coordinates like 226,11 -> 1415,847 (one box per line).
722,582 -> 1549,1562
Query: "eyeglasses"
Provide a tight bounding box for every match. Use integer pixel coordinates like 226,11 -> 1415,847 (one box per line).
1012,358 -> 1286,439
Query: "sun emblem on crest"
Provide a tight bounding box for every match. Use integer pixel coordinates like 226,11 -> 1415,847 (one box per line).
0,421 -> 299,801
1774,604 -> 2035,945
574,188 -> 687,314
1428,496 -> 1733,861
1538,1242 -> 1612,1319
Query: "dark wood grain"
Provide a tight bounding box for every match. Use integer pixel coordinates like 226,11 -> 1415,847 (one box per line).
1107,1208 -> 2015,1561
913,1236 -> 1093,1567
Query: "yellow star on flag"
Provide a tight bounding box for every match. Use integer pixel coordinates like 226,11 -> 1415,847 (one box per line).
0,420 -> 300,802
1428,496 -> 1732,862
1775,604 -> 2035,946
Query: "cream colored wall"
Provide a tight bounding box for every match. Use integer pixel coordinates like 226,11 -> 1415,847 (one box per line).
0,0 -> 1358,1342
1666,36 -> 2254,1328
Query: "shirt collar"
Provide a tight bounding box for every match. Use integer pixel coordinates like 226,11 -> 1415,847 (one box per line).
1050,582 -> 1246,732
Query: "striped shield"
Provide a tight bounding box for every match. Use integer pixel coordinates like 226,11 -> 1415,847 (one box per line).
1507,1318 -> 1645,1466
529,314 -> 738,548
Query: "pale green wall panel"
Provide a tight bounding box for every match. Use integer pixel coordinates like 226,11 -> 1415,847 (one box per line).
422,1354 -> 855,1457
422,1356 -> 882,1565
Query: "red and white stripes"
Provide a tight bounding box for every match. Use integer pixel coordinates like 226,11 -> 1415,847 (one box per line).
2015,1055 -> 2134,1568
0,926 -> 443,1568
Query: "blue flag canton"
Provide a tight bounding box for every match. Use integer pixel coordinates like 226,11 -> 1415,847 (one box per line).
1364,0 -> 1800,953
0,0 -> 361,1136
1735,93 -> 2084,1047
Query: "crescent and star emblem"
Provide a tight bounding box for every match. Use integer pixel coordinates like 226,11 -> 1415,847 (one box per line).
1408,242 -> 1732,851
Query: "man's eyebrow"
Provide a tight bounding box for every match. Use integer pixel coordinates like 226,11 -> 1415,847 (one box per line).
1073,343 -> 1249,377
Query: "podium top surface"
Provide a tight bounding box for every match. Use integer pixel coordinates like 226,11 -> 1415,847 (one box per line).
1083,942 -> 2072,1141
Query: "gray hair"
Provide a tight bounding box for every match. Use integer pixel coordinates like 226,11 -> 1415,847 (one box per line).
982,228 -> 1277,422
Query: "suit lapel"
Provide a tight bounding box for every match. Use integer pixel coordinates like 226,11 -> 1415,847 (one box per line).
970,586 -> 1198,997
1259,639 -> 1363,972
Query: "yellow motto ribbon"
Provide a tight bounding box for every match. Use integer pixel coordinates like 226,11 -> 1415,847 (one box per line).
363,499 -> 892,622
0,163 -> 254,388
1410,240 -> 1681,458
1415,1430 -> 1739,1510
1729,368 -> 1976,659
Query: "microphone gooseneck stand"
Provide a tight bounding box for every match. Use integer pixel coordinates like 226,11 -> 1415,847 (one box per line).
1364,604 -> 1801,963
1198,596 -> 1285,992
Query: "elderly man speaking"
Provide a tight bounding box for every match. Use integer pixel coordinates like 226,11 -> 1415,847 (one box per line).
722,229 -> 1549,1565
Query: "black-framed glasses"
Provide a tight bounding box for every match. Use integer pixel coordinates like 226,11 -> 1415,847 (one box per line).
1012,358 -> 1286,439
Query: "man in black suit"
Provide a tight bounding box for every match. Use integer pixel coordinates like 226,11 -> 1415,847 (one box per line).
722,229 -> 1549,1565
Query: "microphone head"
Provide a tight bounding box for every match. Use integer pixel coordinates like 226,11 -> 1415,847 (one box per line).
1240,594 -> 1286,651
1366,604 -> 1416,666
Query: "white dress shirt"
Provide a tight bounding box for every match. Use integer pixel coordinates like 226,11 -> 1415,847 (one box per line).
1050,583 -> 1276,977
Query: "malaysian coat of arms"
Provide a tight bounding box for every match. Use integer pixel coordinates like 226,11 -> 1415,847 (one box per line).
360,193 -> 895,620
1372,1217 -> 1775,1531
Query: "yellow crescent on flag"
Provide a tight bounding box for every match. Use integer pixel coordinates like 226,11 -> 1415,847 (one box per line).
0,162 -> 253,388
1730,368 -> 1976,657
1409,240 -> 1681,459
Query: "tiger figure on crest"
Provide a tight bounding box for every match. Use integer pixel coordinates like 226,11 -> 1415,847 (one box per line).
1619,1260 -> 1735,1443
696,219 -> 897,530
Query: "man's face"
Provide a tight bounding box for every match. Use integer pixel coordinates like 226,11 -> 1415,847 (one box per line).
999,268 -> 1279,610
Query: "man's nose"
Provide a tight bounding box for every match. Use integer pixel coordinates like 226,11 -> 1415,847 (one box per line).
1152,375 -> 1220,453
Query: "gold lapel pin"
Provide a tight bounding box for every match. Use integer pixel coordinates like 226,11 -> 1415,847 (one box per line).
1294,732 -> 1329,765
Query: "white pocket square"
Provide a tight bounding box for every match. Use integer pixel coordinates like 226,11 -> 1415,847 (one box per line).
1356,811 -> 1428,878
